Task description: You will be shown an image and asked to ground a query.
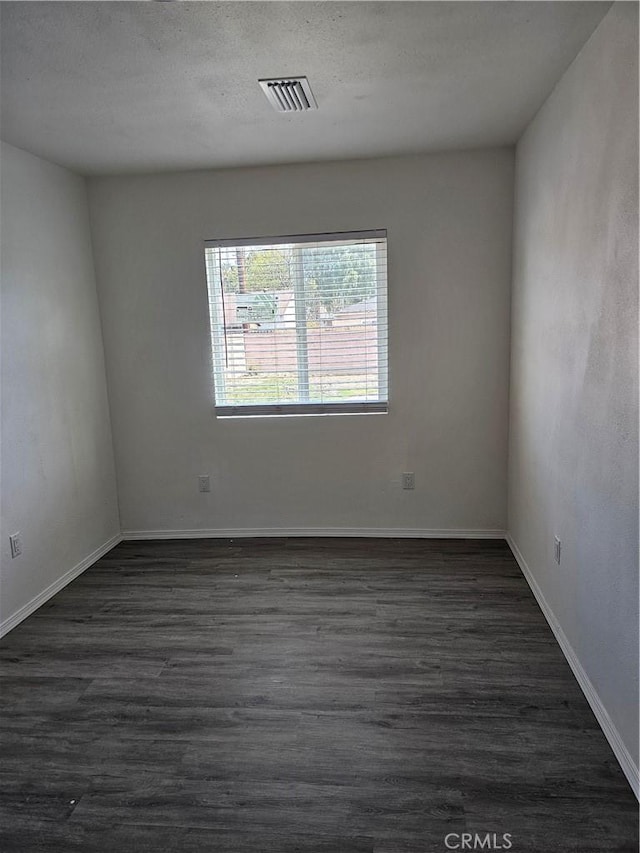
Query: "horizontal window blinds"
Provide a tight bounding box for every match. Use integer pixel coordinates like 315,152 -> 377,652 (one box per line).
204,230 -> 388,417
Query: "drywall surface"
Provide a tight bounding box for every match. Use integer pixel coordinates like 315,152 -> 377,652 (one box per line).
1,142 -> 119,628
88,149 -> 513,534
509,4 -> 639,772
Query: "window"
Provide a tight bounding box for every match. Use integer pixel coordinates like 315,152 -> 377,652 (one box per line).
204,230 -> 388,417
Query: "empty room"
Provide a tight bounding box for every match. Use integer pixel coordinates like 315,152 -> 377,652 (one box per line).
1,2 -> 638,851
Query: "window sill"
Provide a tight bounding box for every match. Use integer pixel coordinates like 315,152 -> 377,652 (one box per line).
214,402 -> 388,418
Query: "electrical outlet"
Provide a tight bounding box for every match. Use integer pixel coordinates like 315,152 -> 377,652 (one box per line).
9,532 -> 22,559
402,472 -> 415,490
554,536 -> 561,565
198,475 -> 211,493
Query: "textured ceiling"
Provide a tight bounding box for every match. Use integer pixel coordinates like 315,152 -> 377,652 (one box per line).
0,1 -> 610,175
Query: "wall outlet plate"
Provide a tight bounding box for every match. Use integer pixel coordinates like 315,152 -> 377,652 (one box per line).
9,532 -> 23,558
554,536 -> 561,565
198,475 -> 211,493
402,472 -> 415,490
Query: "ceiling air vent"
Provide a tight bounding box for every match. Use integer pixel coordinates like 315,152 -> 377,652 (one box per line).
259,77 -> 318,112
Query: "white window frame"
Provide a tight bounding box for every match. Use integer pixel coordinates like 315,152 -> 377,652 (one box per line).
204,230 -> 388,417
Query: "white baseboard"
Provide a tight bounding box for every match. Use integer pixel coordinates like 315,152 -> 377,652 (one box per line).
0,533 -> 122,638
506,534 -> 639,800
121,527 -> 507,541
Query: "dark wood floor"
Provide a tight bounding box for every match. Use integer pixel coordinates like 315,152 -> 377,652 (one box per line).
0,538 -> 636,852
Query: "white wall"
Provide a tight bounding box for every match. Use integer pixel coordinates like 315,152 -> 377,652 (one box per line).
88,150 -> 514,535
508,2 -> 638,785
1,142 -> 120,631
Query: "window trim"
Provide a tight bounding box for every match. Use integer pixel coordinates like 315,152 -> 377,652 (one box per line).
204,229 -> 385,251
215,401 -> 388,418
204,229 -> 388,418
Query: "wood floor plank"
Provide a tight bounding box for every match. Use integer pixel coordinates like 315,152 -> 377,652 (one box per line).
0,538 -> 636,851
